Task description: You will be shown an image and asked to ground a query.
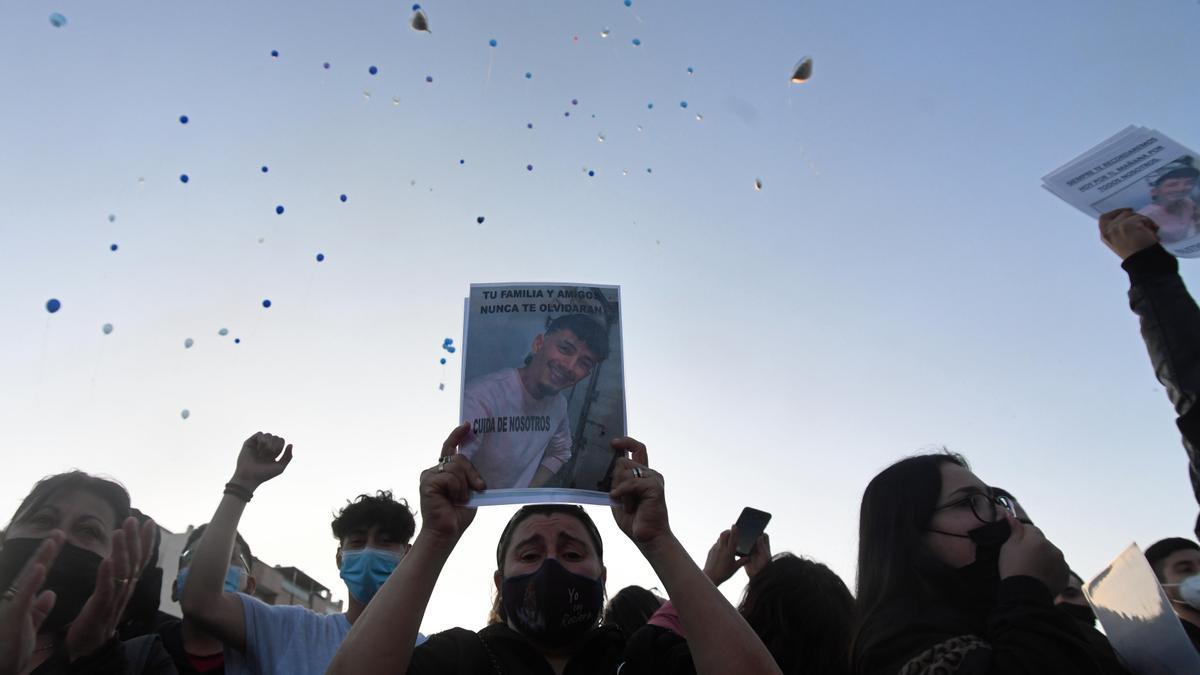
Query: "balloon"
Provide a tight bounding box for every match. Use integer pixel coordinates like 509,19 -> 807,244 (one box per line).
369,65 -> 378,75
316,253 -> 325,262
527,123 -> 533,129
525,72 -> 532,79
438,383 -> 445,391
526,164 -> 533,171
564,112 -> 570,117
571,99 -> 578,106
262,299 -> 272,308
179,115 -> 189,124
184,338 -> 194,348
181,409 -> 190,420
392,96 -> 401,105
476,216 -> 485,224
340,194 -> 348,202
687,67 -> 694,75
45,299 -> 61,314
411,10 -> 430,32
624,0 -> 632,6
489,39 -> 497,47
102,323 -> 113,335
588,170 -> 595,177
679,100 -> 688,108
696,114 -> 704,121
275,205 -> 284,215
363,90 -> 371,100
323,62 -> 331,69
270,49 -> 279,59
180,174 -> 189,183
754,178 -> 763,191
631,38 -> 641,46
459,159 -> 465,165
440,358 -> 447,365
447,346 -> 456,353
108,214 -> 116,223
647,102 -> 654,109
234,338 -> 241,344
790,56 -> 813,84
110,243 -> 118,251
425,75 -> 433,83
218,328 -> 229,336
261,165 -> 268,173
412,3 -> 420,9
49,12 -> 67,27
601,29 -> 610,38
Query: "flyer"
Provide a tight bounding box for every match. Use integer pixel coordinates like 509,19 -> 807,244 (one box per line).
458,283 -> 626,506
1044,127 -> 1200,257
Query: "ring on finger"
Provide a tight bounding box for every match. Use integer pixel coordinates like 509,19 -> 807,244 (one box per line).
438,456 -> 455,473
632,466 -> 643,479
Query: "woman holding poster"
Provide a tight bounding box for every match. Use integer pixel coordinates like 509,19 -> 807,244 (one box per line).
326,425 -> 783,675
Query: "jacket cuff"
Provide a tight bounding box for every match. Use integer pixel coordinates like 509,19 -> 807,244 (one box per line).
1122,244 -> 1177,285
996,575 -> 1054,608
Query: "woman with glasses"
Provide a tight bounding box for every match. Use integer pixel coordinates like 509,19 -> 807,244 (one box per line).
851,453 -> 1129,675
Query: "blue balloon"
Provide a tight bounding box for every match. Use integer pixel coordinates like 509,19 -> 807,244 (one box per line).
261,165 -> 268,173
316,253 -> 325,262
179,115 -> 189,124
632,38 -> 641,46
275,205 -> 284,215
46,298 -> 61,313
425,75 -> 433,83
369,65 -> 378,75
49,12 -> 67,27
459,159 -> 465,165
687,67 -> 694,75
110,243 -> 118,251
476,216 -> 485,224
564,111 -> 570,117
340,194 -> 347,202
527,123 -> 533,129
489,39 -> 497,47
443,337 -> 453,345
440,358 -> 446,365
412,3 -> 420,10
571,99 -> 578,106
624,0 -> 632,6
323,62 -> 331,69
588,170 -> 595,177
447,346 -> 456,353
647,101 -> 654,109
262,299 -> 271,308
680,100 -> 688,108
234,338 -> 241,344
525,72 -> 532,79
180,174 -> 189,183
271,49 -> 279,58
526,164 -> 533,171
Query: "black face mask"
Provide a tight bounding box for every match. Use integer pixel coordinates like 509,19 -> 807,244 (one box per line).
0,537 -> 103,634
1058,602 -> 1097,627
501,559 -> 604,648
953,519 -> 1012,609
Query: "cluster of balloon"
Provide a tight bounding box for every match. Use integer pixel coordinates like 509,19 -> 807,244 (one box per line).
411,4 -> 430,32
791,56 -> 813,84
438,338 -> 457,390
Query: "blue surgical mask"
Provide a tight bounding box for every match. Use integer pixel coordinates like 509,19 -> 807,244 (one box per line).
339,547 -> 404,604
176,566 -> 245,597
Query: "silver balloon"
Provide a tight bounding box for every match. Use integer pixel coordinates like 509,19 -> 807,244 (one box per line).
790,56 -> 813,84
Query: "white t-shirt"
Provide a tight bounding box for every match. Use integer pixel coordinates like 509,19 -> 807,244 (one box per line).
225,593 -> 426,675
460,368 -> 573,489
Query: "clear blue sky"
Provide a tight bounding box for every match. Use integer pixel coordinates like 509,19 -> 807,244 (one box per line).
2,0 -> 1199,631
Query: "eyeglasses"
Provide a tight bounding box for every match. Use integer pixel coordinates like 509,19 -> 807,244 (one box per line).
933,491 -> 1016,525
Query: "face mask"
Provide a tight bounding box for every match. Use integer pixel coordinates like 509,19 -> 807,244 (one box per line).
952,519 -> 1012,608
175,565 -> 244,598
501,558 -> 604,648
1164,574 -> 1200,610
339,547 -> 403,604
1058,602 -> 1097,627
0,537 -> 103,634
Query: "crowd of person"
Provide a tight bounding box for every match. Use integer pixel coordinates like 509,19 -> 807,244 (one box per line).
1,207 -> 1199,674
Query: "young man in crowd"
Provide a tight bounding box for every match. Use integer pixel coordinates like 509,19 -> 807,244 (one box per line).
159,525 -> 256,674
1145,537 -> 1200,650
181,432 -> 421,675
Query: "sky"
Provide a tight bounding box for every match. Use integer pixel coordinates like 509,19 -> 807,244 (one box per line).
2,0 -> 1200,634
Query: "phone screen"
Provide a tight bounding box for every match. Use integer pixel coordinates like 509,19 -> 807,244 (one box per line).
734,507 -> 772,556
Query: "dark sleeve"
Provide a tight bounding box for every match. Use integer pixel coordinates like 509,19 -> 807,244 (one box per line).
407,628 -> 487,675
140,641 -> 179,675
619,625 -> 696,675
1123,244 -> 1200,507
856,579 -> 1129,675
62,638 -> 128,674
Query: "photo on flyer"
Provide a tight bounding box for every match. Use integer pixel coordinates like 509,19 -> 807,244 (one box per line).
458,283 -> 626,506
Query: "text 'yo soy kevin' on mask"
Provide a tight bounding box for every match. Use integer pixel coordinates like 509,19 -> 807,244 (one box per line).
501,558 -> 604,647
0,538 -> 103,634
339,547 -> 404,604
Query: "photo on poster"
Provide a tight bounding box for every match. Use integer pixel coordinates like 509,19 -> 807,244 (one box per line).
458,283 -> 626,506
1091,154 -> 1200,257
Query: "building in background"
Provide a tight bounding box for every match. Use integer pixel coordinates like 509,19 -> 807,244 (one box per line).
158,525 -> 343,618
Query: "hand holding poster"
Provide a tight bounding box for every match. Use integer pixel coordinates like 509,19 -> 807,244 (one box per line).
1043,127 -> 1200,257
459,283 -> 625,506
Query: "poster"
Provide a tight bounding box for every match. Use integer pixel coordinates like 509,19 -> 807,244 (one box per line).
458,283 -> 626,506
1085,543 -> 1200,674
1043,127 -> 1200,257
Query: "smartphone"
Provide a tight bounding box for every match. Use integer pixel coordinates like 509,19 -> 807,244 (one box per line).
734,507 -> 772,557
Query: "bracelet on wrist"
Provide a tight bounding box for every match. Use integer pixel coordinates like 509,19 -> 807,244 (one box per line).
223,482 -> 254,502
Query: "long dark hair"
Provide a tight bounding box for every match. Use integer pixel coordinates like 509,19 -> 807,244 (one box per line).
6,470 -> 131,532
852,453 -> 967,661
739,553 -> 855,675
602,585 -> 663,637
